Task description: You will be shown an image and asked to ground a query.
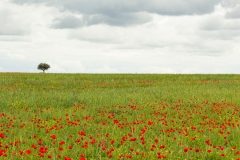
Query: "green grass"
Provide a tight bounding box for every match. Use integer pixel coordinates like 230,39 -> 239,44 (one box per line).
0,73 -> 240,159
1,73 -> 240,108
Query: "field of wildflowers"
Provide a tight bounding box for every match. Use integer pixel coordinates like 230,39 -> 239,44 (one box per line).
1,73 -> 240,159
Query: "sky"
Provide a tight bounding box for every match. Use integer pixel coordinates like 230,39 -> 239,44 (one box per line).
0,0 -> 240,73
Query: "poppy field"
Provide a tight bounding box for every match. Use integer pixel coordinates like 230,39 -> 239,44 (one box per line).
1,73 -> 240,160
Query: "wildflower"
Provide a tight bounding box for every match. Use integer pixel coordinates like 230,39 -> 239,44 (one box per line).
148,121 -> 154,125
207,150 -> 212,153
31,144 -> 37,149
206,139 -> 211,145
0,150 -> 7,156
130,137 -> 137,141
111,139 -> 115,144
195,148 -> 200,152
160,145 -> 165,149
184,148 -> 188,152
0,134 -> 4,138
50,135 -> 56,140
59,141 -> 65,145
26,150 -> 31,154
80,154 -> 85,157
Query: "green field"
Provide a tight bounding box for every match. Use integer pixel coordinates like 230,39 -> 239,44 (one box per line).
1,73 -> 240,159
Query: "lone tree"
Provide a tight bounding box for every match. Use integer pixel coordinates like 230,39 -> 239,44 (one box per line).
37,63 -> 50,73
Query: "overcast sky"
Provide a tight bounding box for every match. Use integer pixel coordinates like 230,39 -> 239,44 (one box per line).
0,0 -> 240,73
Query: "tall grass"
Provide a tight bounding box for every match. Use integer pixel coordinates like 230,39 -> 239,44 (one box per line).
1,73 -> 240,109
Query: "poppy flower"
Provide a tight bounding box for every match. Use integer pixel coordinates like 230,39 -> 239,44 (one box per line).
184,148 -> 188,152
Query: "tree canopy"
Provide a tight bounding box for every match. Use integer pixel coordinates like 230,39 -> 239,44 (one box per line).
37,63 -> 50,73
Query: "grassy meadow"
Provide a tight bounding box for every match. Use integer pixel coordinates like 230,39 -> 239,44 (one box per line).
1,73 -> 240,159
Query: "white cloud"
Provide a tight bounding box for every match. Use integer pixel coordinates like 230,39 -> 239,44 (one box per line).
68,25 -> 122,44
51,15 -> 85,29
225,5 -> 240,19
11,0 -> 221,15
94,66 -> 119,73
0,36 -> 30,42
7,53 -> 26,60
221,0 -> 240,8
10,0 -> 222,27
48,60 -> 85,73
141,67 -> 176,73
0,0 -> 239,73
0,2 -> 29,35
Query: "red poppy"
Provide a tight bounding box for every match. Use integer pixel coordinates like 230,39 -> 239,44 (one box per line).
26,150 -> 31,154
207,150 -> 212,153
0,134 -> 4,139
50,135 -> 56,140
184,148 -> 188,152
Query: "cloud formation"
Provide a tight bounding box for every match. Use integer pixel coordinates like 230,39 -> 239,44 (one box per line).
51,15 -> 85,29
51,12 -> 152,28
11,0 -> 222,15
0,0 -> 239,73
0,5 -> 29,35
11,0 -> 223,27
225,6 -> 240,19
